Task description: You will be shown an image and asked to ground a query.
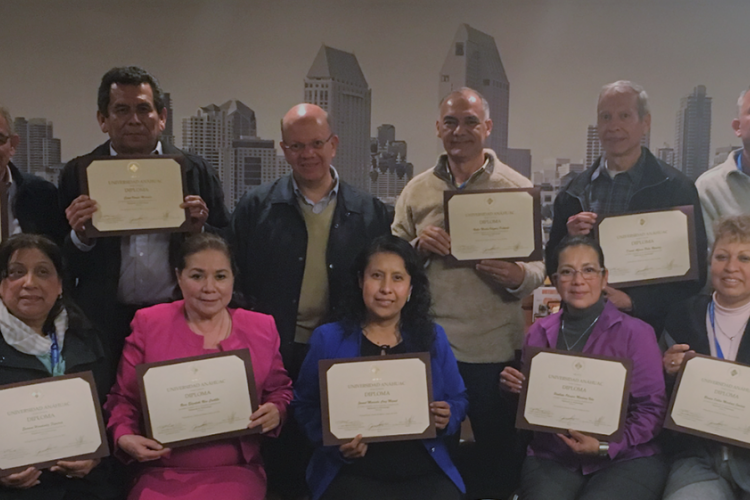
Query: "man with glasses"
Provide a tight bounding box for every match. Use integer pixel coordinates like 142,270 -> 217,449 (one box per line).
546,80 -> 707,335
228,103 -> 391,500
0,106 -> 67,244
392,88 -> 545,499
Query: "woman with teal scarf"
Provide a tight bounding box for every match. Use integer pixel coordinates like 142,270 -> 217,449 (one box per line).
0,234 -> 120,500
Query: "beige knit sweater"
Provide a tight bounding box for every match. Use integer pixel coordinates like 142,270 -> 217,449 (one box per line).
392,149 -> 545,363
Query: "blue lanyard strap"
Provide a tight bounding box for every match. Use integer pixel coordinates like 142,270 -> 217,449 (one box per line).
709,300 -> 725,360
49,331 -> 60,368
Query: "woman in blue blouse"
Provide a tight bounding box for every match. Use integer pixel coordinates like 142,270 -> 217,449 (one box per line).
293,234 -> 467,500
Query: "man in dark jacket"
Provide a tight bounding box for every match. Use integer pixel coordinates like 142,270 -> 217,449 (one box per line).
228,103 -> 392,499
59,67 -> 229,364
0,106 -> 67,245
546,80 -> 707,335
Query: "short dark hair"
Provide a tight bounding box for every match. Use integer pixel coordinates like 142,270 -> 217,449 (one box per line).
339,235 -> 436,353
555,235 -> 605,270
176,233 -> 235,275
97,66 -> 165,116
0,234 -> 63,281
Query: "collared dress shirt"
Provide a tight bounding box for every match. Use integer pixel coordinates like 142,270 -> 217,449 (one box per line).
587,152 -> 646,216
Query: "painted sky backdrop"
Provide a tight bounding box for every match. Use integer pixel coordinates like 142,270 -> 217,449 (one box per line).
3,0 -> 749,175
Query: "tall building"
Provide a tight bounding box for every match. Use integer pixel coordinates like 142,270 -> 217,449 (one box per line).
675,85 -> 712,180
304,45 -> 371,190
160,92 -> 175,146
439,24 -> 510,163
368,124 -> 413,205
506,148 -> 532,179
183,99 -> 272,210
658,146 -> 676,167
13,117 -> 61,175
586,125 -> 650,167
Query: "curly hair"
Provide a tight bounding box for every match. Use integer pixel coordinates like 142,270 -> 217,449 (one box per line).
712,215 -> 750,253
337,235 -> 436,353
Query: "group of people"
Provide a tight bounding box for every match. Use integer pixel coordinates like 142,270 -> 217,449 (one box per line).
0,63 -> 748,500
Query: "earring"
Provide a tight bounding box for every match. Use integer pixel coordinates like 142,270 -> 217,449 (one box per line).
406,292 -> 412,302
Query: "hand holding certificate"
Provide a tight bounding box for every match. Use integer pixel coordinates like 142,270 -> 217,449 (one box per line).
515,349 -> 632,440
319,353 -> 436,445
665,353 -> 750,449
0,372 -> 109,477
443,188 -> 543,263
136,349 -> 259,449
78,156 -> 190,237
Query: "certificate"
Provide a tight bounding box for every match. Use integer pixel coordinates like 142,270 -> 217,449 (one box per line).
665,354 -> 750,449
136,349 -> 259,448
516,349 -> 632,440
319,353 -> 436,445
0,372 -> 109,477
596,206 -> 699,287
444,188 -> 542,263
78,155 -> 189,237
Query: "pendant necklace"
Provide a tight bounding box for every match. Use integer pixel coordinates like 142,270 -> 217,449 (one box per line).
561,315 -> 601,351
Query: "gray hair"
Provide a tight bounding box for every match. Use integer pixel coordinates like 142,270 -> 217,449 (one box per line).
439,87 -> 491,120
0,106 -> 13,135
599,80 -> 650,120
738,87 -> 750,111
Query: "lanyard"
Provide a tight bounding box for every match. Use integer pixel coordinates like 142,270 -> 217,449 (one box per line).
49,331 -> 60,368
737,152 -> 743,172
709,300 -> 725,360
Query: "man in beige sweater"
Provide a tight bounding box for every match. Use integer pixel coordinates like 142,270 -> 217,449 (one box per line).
393,88 -> 544,498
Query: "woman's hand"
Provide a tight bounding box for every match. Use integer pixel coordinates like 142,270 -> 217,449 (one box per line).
50,459 -> 100,478
430,401 -> 451,430
663,344 -> 693,375
500,366 -> 525,393
0,467 -> 40,489
340,434 -> 368,459
117,435 -> 171,462
557,429 -> 600,456
248,402 -> 280,433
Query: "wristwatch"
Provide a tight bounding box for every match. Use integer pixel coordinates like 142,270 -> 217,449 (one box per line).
598,441 -> 610,457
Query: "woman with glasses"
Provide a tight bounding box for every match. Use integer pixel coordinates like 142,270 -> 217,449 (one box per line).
660,215 -> 750,500
500,235 -> 667,500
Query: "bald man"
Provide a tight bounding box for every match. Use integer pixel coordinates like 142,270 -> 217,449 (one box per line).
393,88 -> 545,498
228,104 -> 391,498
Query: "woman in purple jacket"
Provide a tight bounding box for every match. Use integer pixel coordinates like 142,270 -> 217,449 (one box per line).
501,235 -> 667,500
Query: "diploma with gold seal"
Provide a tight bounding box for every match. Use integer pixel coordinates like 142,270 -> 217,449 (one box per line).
0,372 -> 109,477
78,155 -> 189,237
444,188 -> 542,263
136,349 -> 259,448
595,206 -> 699,287
319,353 -> 436,445
665,353 -> 750,449
516,349 -> 632,440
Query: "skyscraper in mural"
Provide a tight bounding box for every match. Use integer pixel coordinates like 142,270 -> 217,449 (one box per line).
304,45 -> 371,190
13,117 -> 61,176
368,124 -> 414,204
183,99 -> 281,210
675,85 -> 712,180
439,24 -> 509,163
160,92 -> 175,146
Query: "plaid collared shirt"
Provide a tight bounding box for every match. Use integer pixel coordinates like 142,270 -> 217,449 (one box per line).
587,152 -> 646,217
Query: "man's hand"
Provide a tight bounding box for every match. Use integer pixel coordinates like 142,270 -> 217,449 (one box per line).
340,434 -> 368,459
0,467 -> 41,489
500,366 -> 525,394
604,286 -> 632,311
181,195 -> 209,232
557,430 -> 600,456
476,260 -> 525,288
248,402 -> 280,433
65,195 -> 98,245
430,401 -> 451,430
567,212 -> 597,236
117,435 -> 171,462
416,225 -> 451,256
50,459 -> 100,478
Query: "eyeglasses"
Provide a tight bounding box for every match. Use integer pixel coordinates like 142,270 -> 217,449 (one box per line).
555,267 -> 604,282
282,133 -> 334,153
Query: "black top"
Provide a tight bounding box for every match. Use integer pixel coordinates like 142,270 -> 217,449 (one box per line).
338,335 -> 440,480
